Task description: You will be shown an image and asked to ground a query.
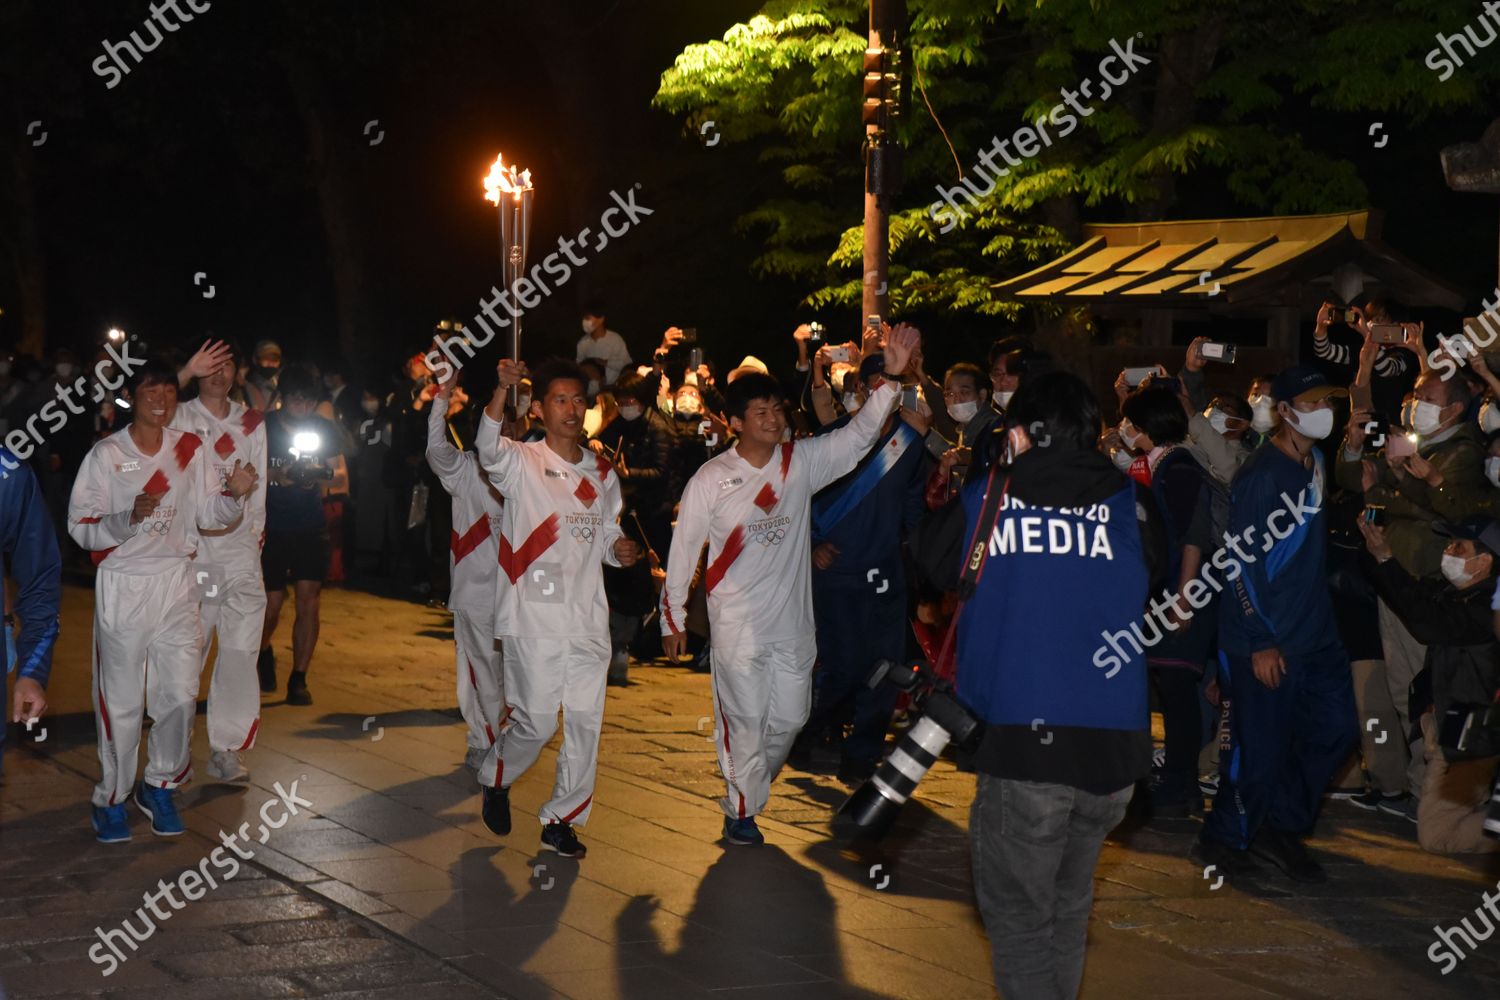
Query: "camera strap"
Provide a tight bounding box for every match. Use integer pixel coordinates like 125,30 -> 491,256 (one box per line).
937,467 -> 1009,673
957,466 -> 1009,600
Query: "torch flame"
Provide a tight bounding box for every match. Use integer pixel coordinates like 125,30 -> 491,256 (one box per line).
483,152 -> 533,204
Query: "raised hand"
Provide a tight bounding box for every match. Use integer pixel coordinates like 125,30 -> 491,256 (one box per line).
496,358 -> 526,388
183,339 -> 233,380
883,323 -> 920,375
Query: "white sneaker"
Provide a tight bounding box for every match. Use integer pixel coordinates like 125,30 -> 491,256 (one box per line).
206,749 -> 250,783
465,746 -> 487,771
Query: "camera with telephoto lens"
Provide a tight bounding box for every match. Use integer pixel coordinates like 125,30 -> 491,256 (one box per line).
833,658 -> 985,840
269,429 -> 334,488
1436,697 -> 1500,837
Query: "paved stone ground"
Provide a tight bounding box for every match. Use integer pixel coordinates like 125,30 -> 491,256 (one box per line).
3,584 -> 1500,998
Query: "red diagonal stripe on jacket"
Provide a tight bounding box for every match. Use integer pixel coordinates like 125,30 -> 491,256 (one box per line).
213,432 -> 236,459
174,432 -> 201,471
704,525 -> 746,595
142,469 -> 170,496
451,514 -> 493,564
780,441 -> 793,480
240,409 -> 264,435
497,513 -> 560,584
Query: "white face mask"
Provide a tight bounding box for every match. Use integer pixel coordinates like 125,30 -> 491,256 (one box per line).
582,318 -> 601,335
947,399 -> 979,424
1481,400 -> 1500,435
55,363 -> 76,379
1207,408 -> 1230,435
1486,456 -> 1500,487
1440,552 -> 1476,588
1118,420 -> 1142,450
1412,400 -> 1444,436
618,404 -> 642,422
675,394 -> 700,416
361,399 -> 380,416
1249,395 -> 1275,433
587,380 -> 600,397
995,390 -> 1014,409
1111,447 -> 1135,471
1287,405 -> 1335,440
842,392 -> 863,414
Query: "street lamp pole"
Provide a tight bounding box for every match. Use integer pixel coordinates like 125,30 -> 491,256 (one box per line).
862,0 -> 906,325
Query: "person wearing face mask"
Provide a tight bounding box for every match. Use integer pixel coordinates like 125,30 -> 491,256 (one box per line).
591,371 -> 677,685
985,336 -> 1032,414
1338,372 -> 1487,819
669,381 -> 713,479
791,351 -> 932,784
245,341 -> 282,412
1197,366 -> 1357,885
575,302 -> 632,385
1359,514 -> 1500,855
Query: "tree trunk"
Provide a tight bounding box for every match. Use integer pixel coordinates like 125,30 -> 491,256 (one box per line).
282,53 -> 368,360
1139,16 -> 1227,220
5,138 -> 47,357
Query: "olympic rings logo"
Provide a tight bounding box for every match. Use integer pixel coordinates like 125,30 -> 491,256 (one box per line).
143,518 -> 173,537
752,528 -> 786,547
570,526 -> 595,543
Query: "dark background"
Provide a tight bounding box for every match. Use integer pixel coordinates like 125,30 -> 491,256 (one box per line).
2,0 -> 1497,392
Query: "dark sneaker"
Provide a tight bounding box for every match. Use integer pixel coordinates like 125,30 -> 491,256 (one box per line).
1377,792 -> 1418,823
1190,835 -> 1260,879
286,671 -> 312,706
91,804 -> 131,844
540,821 -> 586,858
481,785 -> 511,836
836,757 -> 877,786
257,647 -> 277,692
1346,788 -> 1385,811
1249,828 -> 1326,883
133,783 -> 184,837
722,815 -> 764,846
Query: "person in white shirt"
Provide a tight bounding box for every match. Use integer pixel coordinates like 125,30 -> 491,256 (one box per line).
475,357 -> 640,858
425,365 -> 506,771
69,359 -> 258,843
170,343 -> 268,784
575,304 -> 631,385
661,325 -> 919,846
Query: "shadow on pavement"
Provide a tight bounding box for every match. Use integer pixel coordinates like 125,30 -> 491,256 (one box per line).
616,845 -> 890,999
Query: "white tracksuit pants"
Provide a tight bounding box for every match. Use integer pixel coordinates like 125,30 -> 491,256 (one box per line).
92,564 -> 203,807
201,568 -> 267,753
478,635 -> 608,826
710,636 -> 816,820
454,609 -> 505,752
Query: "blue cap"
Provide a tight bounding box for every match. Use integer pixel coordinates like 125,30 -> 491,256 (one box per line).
1271,365 -> 1348,405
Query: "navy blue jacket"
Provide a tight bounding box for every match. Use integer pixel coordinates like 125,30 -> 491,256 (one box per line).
1,448 -> 61,685
810,414 -> 929,585
1219,442 -> 1342,658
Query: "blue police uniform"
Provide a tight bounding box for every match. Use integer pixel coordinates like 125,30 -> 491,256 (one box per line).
1,448 -> 62,774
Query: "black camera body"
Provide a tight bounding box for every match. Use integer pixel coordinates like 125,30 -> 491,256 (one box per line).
833,659 -> 984,840
270,426 -> 334,488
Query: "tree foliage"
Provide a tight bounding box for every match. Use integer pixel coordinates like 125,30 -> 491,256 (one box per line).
654,0 -> 1500,319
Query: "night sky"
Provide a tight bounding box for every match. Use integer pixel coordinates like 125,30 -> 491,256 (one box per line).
4,0 -> 1498,391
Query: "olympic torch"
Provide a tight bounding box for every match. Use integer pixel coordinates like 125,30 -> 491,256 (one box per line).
483,153 -> 533,412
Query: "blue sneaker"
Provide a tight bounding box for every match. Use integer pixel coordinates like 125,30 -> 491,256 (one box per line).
722,815 -> 764,846
133,783 -> 184,837
91,804 -> 131,844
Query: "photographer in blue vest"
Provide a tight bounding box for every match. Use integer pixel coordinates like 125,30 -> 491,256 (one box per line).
956,371 -> 1163,1000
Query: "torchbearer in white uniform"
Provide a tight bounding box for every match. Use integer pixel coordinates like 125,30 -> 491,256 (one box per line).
68,358 -> 259,843
171,341 -> 267,783
661,325 -> 918,846
424,359 -> 506,771
474,357 -> 640,859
